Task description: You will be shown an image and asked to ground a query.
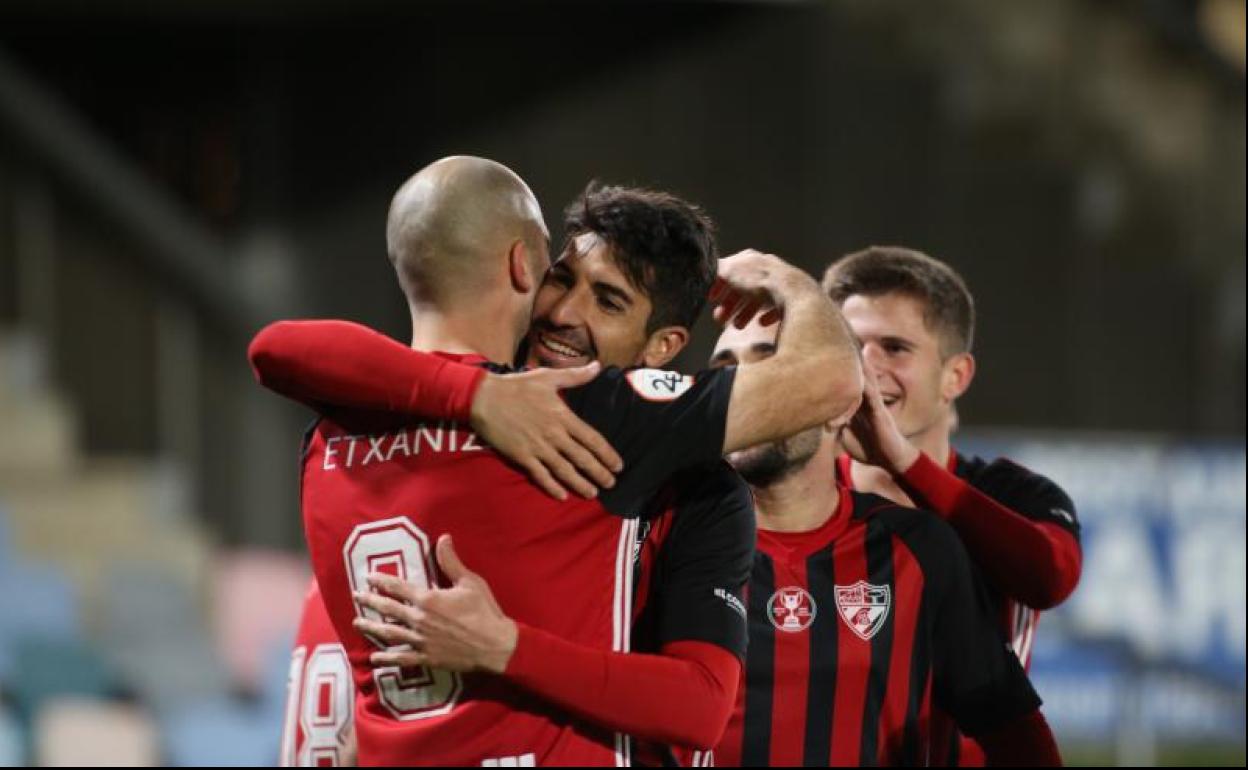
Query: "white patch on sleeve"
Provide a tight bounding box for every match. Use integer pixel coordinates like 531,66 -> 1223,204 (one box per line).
625,368 -> 695,402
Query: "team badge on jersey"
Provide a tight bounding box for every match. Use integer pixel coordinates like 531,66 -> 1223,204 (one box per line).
626,368 -> 694,402
835,581 -> 891,641
767,586 -> 817,633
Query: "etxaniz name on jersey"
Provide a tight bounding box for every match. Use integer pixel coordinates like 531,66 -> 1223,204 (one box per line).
321,421 -> 485,471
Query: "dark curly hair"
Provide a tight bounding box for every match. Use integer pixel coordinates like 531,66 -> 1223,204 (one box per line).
563,182 -> 717,333
823,245 -> 975,356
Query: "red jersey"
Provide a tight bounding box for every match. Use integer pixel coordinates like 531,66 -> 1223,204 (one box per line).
281,580 -> 355,767
714,487 -> 1039,767
299,355 -> 735,766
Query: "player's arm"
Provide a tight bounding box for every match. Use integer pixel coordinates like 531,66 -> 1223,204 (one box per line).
248,319 -> 484,416
899,455 -> 1081,610
846,367 -> 1081,609
247,319 -> 622,499
354,536 -> 740,750
639,465 -> 755,664
920,517 -> 1062,765
714,250 -> 864,454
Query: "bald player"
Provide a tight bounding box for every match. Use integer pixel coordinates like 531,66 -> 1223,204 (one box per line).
265,156 -> 863,765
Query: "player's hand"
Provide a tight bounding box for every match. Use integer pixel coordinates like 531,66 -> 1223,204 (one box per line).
470,363 -> 624,501
353,535 -> 518,675
842,362 -> 919,475
710,249 -> 804,329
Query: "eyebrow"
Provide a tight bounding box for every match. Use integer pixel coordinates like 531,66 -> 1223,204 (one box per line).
880,335 -> 915,349
593,280 -> 634,307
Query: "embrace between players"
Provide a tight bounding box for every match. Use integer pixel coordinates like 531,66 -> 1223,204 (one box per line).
251,156 -> 1082,767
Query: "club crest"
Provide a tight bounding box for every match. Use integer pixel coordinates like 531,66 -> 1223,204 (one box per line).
835,581 -> 891,641
767,586 -> 817,633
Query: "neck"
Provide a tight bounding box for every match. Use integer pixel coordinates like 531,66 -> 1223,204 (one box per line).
909,421 -> 952,468
408,299 -> 519,364
753,442 -> 840,534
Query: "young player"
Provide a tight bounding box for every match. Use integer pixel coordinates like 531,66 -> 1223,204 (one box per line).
824,246 -> 1082,764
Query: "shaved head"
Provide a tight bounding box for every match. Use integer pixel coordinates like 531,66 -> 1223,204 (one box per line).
386,155 -> 549,307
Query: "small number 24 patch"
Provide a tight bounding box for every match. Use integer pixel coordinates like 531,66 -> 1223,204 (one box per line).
626,369 -> 694,401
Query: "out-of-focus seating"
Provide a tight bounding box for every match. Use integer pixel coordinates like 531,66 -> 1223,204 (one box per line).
161,697 -> 279,767
212,550 -> 308,694
5,637 -> 117,724
0,698 -> 23,767
34,697 -> 158,766
96,565 -> 230,709
0,559 -> 80,684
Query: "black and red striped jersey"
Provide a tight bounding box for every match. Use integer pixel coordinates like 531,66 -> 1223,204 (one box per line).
948,452 -> 1080,668
715,486 -> 1040,767
836,451 -> 1080,671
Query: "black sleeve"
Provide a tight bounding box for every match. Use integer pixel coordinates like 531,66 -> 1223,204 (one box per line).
646,463 -> 756,660
907,515 -> 1042,736
972,458 -> 1081,542
562,366 -> 737,516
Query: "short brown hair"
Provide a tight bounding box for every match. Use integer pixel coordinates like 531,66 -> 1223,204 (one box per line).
822,246 -> 975,356
564,182 -> 717,333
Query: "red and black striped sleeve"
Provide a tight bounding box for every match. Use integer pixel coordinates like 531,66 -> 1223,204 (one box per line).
900,452 -> 1081,610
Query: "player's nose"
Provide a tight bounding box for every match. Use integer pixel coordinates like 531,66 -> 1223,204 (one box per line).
546,291 -> 584,327
862,342 -> 887,369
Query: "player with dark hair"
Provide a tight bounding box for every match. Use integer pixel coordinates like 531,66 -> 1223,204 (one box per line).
705,316 -> 1062,766
254,163 -> 864,765
823,245 -> 1082,765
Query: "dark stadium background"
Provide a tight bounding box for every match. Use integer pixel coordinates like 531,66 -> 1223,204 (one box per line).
0,1 -> 1242,765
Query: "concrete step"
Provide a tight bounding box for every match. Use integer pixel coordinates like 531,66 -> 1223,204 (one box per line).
0,459 -> 213,630
0,390 -> 79,474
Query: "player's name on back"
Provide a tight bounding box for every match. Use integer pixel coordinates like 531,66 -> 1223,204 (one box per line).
321,421 -> 486,471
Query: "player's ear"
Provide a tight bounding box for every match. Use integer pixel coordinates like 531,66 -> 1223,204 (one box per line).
941,351 -> 975,403
508,239 -> 537,294
641,325 -> 690,368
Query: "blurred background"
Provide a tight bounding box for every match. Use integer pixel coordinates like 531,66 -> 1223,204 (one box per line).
0,0 -> 1242,765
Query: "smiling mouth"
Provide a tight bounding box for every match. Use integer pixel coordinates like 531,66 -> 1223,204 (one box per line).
535,332 -> 589,361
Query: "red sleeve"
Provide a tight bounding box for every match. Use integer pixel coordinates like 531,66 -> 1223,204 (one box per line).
504,623 -> 740,749
247,320 -> 484,422
974,709 -> 1062,766
900,453 -> 1081,610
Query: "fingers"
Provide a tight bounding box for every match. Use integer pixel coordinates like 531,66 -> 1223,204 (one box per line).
369,649 -> 429,669
566,416 -> 623,474
435,534 -> 471,584
538,447 -> 598,499
522,457 -> 569,501
366,572 -> 420,602
357,587 -> 419,620
758,306 -> 783,326
714,291 -> 743,326
708,276 -> 727,302
547,361 -> 601,389
353,616 -> 424,648
732,298 -> 763,329
555,434 -> 616,490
